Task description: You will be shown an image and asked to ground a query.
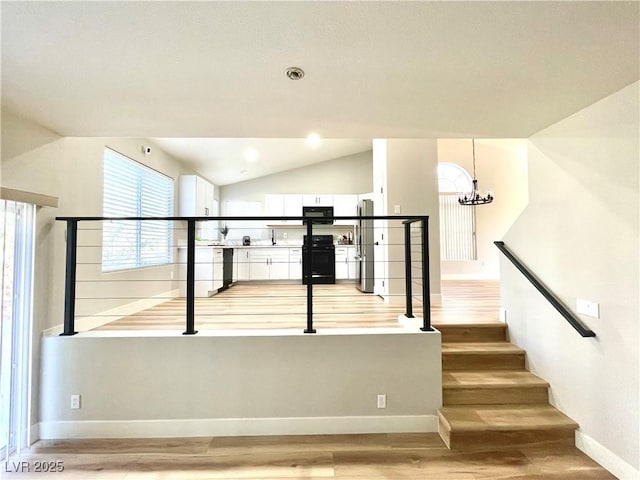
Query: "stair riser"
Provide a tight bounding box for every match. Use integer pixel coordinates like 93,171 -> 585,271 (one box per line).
444,427 -> 576,451
442,353 -> 525,371
438,326 -> 507,343
443,387 -> 549,405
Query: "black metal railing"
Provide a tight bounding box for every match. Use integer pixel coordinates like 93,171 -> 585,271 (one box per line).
494,241 -> 596,338
56,215 -> 433,335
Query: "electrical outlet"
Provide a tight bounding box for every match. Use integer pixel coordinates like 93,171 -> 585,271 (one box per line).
394,204 -> 401,214
283,232 -> 288,239
377,394 -> 386,409
70,394 -> 81,409
170,271 -> 174,280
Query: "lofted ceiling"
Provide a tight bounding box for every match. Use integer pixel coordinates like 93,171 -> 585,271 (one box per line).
2,1 -> 638,184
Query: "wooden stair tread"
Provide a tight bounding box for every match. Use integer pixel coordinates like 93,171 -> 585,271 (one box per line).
442,342 -> 525,354
443,371 -> 549,389
438,405 -> 578,432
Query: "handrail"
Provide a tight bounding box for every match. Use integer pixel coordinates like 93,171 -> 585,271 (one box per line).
494,241 -> 595,338
56,214 -> 432,335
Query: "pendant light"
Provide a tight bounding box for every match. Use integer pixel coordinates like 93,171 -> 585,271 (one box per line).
458,139 -> 494,206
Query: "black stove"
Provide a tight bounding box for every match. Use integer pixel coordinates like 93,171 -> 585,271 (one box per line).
302,235 -> 335,284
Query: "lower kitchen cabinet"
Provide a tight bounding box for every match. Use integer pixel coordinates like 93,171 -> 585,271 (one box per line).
335,245 -> 356,280
250,248 -> 289,280
234,247 -> 290,281
178,246 -> 224,297
289,247 -> 302,279
235,249 -> 251,281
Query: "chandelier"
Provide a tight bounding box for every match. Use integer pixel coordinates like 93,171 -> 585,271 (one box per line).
458,139 -> 494,206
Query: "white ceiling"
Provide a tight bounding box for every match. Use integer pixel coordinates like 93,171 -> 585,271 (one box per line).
152,137 -> 372,185
2,1 -> 638,184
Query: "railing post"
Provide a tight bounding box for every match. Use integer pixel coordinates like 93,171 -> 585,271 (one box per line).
304,219 -> 316,333
420,217 -> 432,331
61,219 -> 78,336
404,221 -> 414,318
183,219 -> 198,335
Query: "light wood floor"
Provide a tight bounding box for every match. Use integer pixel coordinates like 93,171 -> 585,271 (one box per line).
94,280 -> 502,331
8,433 -> 616,479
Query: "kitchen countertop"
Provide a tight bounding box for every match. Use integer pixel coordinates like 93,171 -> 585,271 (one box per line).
178,243 -> 356,248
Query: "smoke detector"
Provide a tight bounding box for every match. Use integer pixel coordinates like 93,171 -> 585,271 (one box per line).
285,67 -> 305,80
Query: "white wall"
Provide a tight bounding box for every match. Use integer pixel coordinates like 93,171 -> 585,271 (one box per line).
1,108 -> 194,433
501,82 -> 639,478
437,139 -> 528,279
40,330 -> 442,438
220,150 -> 373,202
384,139 -> 442,301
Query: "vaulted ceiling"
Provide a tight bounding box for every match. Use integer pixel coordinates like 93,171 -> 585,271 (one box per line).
2,1 -> 638,184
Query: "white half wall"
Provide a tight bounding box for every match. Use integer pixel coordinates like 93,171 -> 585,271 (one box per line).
40,330 -> 442,438
501,82 -> 639,477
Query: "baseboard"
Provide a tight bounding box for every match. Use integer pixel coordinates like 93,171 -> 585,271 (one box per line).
29,422 -> 40,446
575,430 -> 640,480
441,274 -> 500,280
38,415 -> 438,439
42,289 -> 179,337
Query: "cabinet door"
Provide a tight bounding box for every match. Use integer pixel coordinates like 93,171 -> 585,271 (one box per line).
283,195 -> 303,224
236,249 -> 251,281
269,250 -> 290,280
333,195 -> 358,225
249,249 -> 271,280
265,194 -> 284,220
194,247 -> 215,296
289,248 -> 302,280
212,249 -> 224,290
303,194 -> 333,206
335,247 -> 349,280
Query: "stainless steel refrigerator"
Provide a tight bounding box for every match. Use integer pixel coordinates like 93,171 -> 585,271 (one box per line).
356,199 -> 374,293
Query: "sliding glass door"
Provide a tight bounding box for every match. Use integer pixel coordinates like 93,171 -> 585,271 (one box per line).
0,200 -> 35,458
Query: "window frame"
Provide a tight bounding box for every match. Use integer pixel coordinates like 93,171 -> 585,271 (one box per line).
102,148 -> 174,272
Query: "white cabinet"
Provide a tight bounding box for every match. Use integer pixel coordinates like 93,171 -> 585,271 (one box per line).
335,246 -> 357,280
178,247 -> 224,297
265,194 -> 303,224
265,194 -> 284,218
333,194 -> 358,225
235,249 -> 251,281
289,247 -> 302,280
283,195 -> 303,224
179,175 -> 215,216
265,194 -> 357,226
303,194 -> 333,206
249,248 -> 289,280
212,248 -> 224,291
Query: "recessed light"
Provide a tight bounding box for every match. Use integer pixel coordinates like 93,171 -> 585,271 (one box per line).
285,67 -> 305,80
244,148 -> 259,162
306,133 -> 321,148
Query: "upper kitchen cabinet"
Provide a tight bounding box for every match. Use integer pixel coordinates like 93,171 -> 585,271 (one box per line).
265,193 -> 357,225
302,194 -> 333,206
333,194 -> 358,225
179,175 -> 215,217
265,194 -> 303,224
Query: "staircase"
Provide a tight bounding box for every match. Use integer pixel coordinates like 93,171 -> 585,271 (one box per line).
436,323 -> 578,450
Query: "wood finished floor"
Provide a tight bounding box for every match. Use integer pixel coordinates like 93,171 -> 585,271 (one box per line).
94,280 -> 502,331
5,433 -> 616,479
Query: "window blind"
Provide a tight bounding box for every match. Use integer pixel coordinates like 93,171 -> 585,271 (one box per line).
102,148 -> 173,271
439,193 -> 476,261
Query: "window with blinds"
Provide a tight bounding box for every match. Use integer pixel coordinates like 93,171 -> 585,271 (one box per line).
102,148 -> 174,271
438,163 -> 477,261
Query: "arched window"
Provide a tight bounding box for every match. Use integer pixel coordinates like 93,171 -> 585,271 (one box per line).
437,163 -> 476,261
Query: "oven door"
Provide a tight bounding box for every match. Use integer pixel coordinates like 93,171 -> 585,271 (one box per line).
302,246 -> 336,284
